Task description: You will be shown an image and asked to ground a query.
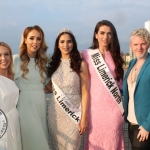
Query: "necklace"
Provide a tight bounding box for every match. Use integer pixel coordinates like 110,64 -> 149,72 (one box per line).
129,58 -> 146,87
129,66 -> 141,87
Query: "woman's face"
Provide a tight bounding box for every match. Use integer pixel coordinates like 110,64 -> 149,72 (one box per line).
95,25 -> 112,48
0,46 -> 11,71
25,29 -> 42,57
58,33 -> 73,58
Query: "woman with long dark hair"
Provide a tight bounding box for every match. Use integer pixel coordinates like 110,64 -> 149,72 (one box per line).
47,28 -> 88,150
82,20 -> 125,150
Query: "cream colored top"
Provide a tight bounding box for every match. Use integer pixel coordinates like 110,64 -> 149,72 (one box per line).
127,78 -> 138,124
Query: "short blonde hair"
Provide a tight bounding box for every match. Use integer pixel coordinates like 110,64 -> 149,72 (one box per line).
130,28 -> 150,45
0,42 -> 14,75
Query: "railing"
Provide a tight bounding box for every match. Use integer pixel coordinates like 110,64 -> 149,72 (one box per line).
123,122 -> 132,150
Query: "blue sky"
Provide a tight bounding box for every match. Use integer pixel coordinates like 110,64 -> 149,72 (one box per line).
0,0 -> 150,54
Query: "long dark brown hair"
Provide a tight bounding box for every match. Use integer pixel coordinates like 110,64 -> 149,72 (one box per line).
48,31 -> 82,77
91,20 -> 124,81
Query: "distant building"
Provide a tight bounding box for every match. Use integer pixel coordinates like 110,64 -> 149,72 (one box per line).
129,49 -> 135,60
126,53 -> 131,62
145,20 -> 150,52
122,53 -> 130,69
145,20 -> 150,32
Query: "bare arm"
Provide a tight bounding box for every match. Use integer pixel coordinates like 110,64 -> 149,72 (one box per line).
44,80 -> 53,94
79,61 -> 89,135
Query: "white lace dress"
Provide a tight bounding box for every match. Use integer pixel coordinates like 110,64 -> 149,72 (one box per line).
48,58 -> 82,150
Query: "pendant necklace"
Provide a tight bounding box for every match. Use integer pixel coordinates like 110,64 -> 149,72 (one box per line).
130,66 -> 141,87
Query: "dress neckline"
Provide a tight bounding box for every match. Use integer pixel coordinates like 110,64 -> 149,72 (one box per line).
61,58 -> 70,61
30,58 -> 35,60
0,75 -> 14,83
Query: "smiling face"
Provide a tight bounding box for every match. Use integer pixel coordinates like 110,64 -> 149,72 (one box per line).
95,25 -> 112,49
58,33 -> 73,58
130,36 -> 149,60
25,29 -> 42,57
0,46 -> 11,71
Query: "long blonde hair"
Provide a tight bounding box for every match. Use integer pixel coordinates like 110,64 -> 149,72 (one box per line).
19,25 -> 48,82
0,41 -> 14,76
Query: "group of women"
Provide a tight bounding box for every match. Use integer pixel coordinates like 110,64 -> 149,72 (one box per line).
0,20 -> 125,150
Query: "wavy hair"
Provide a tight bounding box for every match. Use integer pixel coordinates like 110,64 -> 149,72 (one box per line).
91,20 -> 124,81
48,30 -> 82,77
130,28 -> 150,45
0,41 -> 14,76
19,25 -> 48,82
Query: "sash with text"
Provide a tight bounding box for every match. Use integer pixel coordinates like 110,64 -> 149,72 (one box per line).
52,80 -> 81,124
88,49 -> 124,114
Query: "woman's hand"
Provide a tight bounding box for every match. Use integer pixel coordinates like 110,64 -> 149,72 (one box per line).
44,80 -> 52,93
79,60 -> 89,135
78,117 -> 88,135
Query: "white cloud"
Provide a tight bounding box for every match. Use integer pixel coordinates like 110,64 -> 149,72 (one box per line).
0,0 -> 150,53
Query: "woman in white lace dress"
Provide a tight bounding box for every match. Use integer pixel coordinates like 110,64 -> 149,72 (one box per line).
46,28 -> 89,150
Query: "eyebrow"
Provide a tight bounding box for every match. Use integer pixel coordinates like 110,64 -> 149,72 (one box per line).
29,36 -> 41,38
60,39 -> 72,41
99,31 -> 111,33
0,52 -> 10,54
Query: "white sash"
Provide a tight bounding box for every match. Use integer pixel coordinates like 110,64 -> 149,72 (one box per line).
52,80 -> 81,124
88,49 -> 124,114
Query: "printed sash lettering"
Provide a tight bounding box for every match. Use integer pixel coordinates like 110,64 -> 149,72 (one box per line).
0,109 -> 7,138
88,49 -> 124,114
52,80 -> 81,124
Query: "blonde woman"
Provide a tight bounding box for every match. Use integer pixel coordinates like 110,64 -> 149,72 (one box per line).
13,25 -> 50,150
0,42 -> 22,150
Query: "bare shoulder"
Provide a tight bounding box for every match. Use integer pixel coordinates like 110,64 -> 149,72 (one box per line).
79,52 -> 83,58
80,60 -> 88,72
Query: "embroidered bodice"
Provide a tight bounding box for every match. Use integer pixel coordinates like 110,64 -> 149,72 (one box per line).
51,58 -> 81,108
